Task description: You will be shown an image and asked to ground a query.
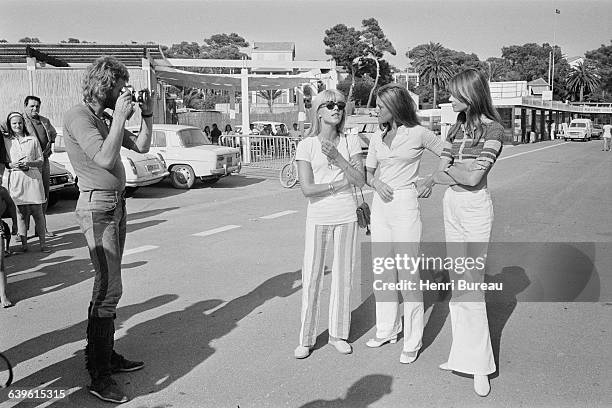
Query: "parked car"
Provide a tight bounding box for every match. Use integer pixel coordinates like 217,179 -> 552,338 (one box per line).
127,124 -> 242,189
564,119 -> 593,141
591,124 -> 604,139
53,130 -> 169,196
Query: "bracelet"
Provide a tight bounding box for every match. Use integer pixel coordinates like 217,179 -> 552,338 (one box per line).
328,183 -> 335,195
141,112 -> 153,118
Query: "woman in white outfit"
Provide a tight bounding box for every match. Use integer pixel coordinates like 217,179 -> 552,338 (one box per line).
422,69 -> 504,397
294,89 -> 365,359
365,83 -> 442,364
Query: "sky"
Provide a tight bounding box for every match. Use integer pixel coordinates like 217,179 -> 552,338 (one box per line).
1,0 -> 610,69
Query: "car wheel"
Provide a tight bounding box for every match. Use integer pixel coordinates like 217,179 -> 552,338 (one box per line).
170,165 -> 195,189
47,193 -> 59,208
125,187 -> 139,197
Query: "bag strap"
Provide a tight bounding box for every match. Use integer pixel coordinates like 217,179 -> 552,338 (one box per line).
344,134 -> 366,204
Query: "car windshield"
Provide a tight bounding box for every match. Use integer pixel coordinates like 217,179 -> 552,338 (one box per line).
178,129 -> 212,146
570,123 -> 586,128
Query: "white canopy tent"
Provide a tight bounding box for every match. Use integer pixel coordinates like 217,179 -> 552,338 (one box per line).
153,65 -> 320,135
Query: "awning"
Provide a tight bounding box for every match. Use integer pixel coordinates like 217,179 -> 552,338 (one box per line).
154,66 -> 315,91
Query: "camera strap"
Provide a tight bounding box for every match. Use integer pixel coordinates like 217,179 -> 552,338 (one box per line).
344,134 -> 366,205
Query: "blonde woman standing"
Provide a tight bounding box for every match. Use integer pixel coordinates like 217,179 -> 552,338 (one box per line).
294,89 -> 365,359
365,83 -> 442,364
422,69 -> 504,397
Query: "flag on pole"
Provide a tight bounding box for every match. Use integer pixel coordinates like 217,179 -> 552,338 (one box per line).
555,9 -> 561,14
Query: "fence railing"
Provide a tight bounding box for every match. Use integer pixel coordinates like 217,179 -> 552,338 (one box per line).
219,135 -> 300,169
521,96 -> 612,114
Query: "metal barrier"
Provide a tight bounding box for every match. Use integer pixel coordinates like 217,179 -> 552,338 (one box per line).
219,135 -> 300,169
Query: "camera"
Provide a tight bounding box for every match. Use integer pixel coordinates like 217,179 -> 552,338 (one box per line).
123,86 -> 147,104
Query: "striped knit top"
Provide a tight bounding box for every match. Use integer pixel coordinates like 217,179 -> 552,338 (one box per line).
441,121 -> 504,165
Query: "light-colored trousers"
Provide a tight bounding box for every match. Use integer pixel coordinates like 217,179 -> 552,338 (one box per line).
371,187 -> 424,353
299,221 -> 357,347
443,188 -> 496,375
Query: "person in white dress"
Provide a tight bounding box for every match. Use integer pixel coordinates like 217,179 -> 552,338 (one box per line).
3,112 -> 49,252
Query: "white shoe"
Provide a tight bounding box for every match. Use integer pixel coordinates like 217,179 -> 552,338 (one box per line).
474,375 -> 490,397
399,349 -> 418,364
365,334 -> 398,348
294,345 -> 311,359
438,362 -> 451,371
328,339 -> 352,354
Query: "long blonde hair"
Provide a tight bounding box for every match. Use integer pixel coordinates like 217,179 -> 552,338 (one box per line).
306,89 -> 347,137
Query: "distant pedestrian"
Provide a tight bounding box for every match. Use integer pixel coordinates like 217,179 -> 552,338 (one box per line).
289,122 -> 301,138
211,123 -> 222,144
294,89 -> 365,359
223,124 -> 235,135
426,68 -> 504,397
23,95 -> 57,237
602,123 -> 611,151
204,125 -> 211,140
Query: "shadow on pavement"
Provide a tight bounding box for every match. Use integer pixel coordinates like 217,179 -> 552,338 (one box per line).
298,374 -> 393,408
6,270 -> 302,406
0,295 -> 178,406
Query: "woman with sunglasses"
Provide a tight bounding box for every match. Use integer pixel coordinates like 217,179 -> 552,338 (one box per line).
294,89 -> 365,359
365,83 -> 443,364
3,112 -> 49,253
422,69 -> 504,397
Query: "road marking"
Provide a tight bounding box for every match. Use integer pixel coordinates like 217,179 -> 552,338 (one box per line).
124,245 -> 159,256
260,210 -> 298,219
498,142 -> 569,161
193,225 -> 241,237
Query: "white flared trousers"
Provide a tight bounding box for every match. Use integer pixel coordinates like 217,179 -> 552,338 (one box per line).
299,221 -> 357,347
443,188 -> 496,375
371,188 -> 424,352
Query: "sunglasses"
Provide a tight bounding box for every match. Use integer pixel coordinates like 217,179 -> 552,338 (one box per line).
320,101 -> 346,111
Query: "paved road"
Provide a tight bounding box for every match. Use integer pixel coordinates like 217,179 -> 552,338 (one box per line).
1,140 -> 611,408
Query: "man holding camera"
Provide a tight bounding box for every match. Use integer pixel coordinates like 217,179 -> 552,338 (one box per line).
63,56 -> 154,404
23,95 -> 57,237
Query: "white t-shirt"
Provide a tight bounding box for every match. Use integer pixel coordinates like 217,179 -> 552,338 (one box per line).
366,125 -> 442,190
295,133 -> 362,224
603,124 -> 612,139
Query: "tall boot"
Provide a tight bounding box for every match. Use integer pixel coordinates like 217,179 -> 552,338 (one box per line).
87,316 -> 128,404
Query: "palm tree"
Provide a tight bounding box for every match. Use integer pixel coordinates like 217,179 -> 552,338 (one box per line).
411,42 -> 454,108
257,90 -> 284,113
566,61 -> 600,102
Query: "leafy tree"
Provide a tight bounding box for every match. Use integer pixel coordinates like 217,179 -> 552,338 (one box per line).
182,89 -> 206,110
61,38 -> 82,43
201,33 -> 249,73
166,41 -> 201,58
324,24 -> 368,103
360,18 -> 396,107
409,42 -> 455,108
485,57 -> 513,81
566,60 -> 601,102
257,90 -> 284,113
18,37 -> 40,43
337,76 -> 375,107
585,41 -> 612,99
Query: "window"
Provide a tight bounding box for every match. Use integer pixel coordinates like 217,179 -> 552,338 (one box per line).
152,131 -> 167,147
178,129 -> 211,147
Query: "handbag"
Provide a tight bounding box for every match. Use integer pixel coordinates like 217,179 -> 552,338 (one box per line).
344,135 -> 371,235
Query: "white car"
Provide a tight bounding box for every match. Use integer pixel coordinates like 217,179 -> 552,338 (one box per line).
127,124 -> 241,189
565,119 -> 593,142
53,131 -> 169,196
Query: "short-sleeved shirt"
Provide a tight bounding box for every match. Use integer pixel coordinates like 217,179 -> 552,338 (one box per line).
295,133 -> 361,225
366,125 -> 442,191
63,104 -> 126,192
603,124 -> 612,138
441,121 -> 504,164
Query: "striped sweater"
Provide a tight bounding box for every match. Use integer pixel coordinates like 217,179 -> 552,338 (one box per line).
441,121 -> 504,164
